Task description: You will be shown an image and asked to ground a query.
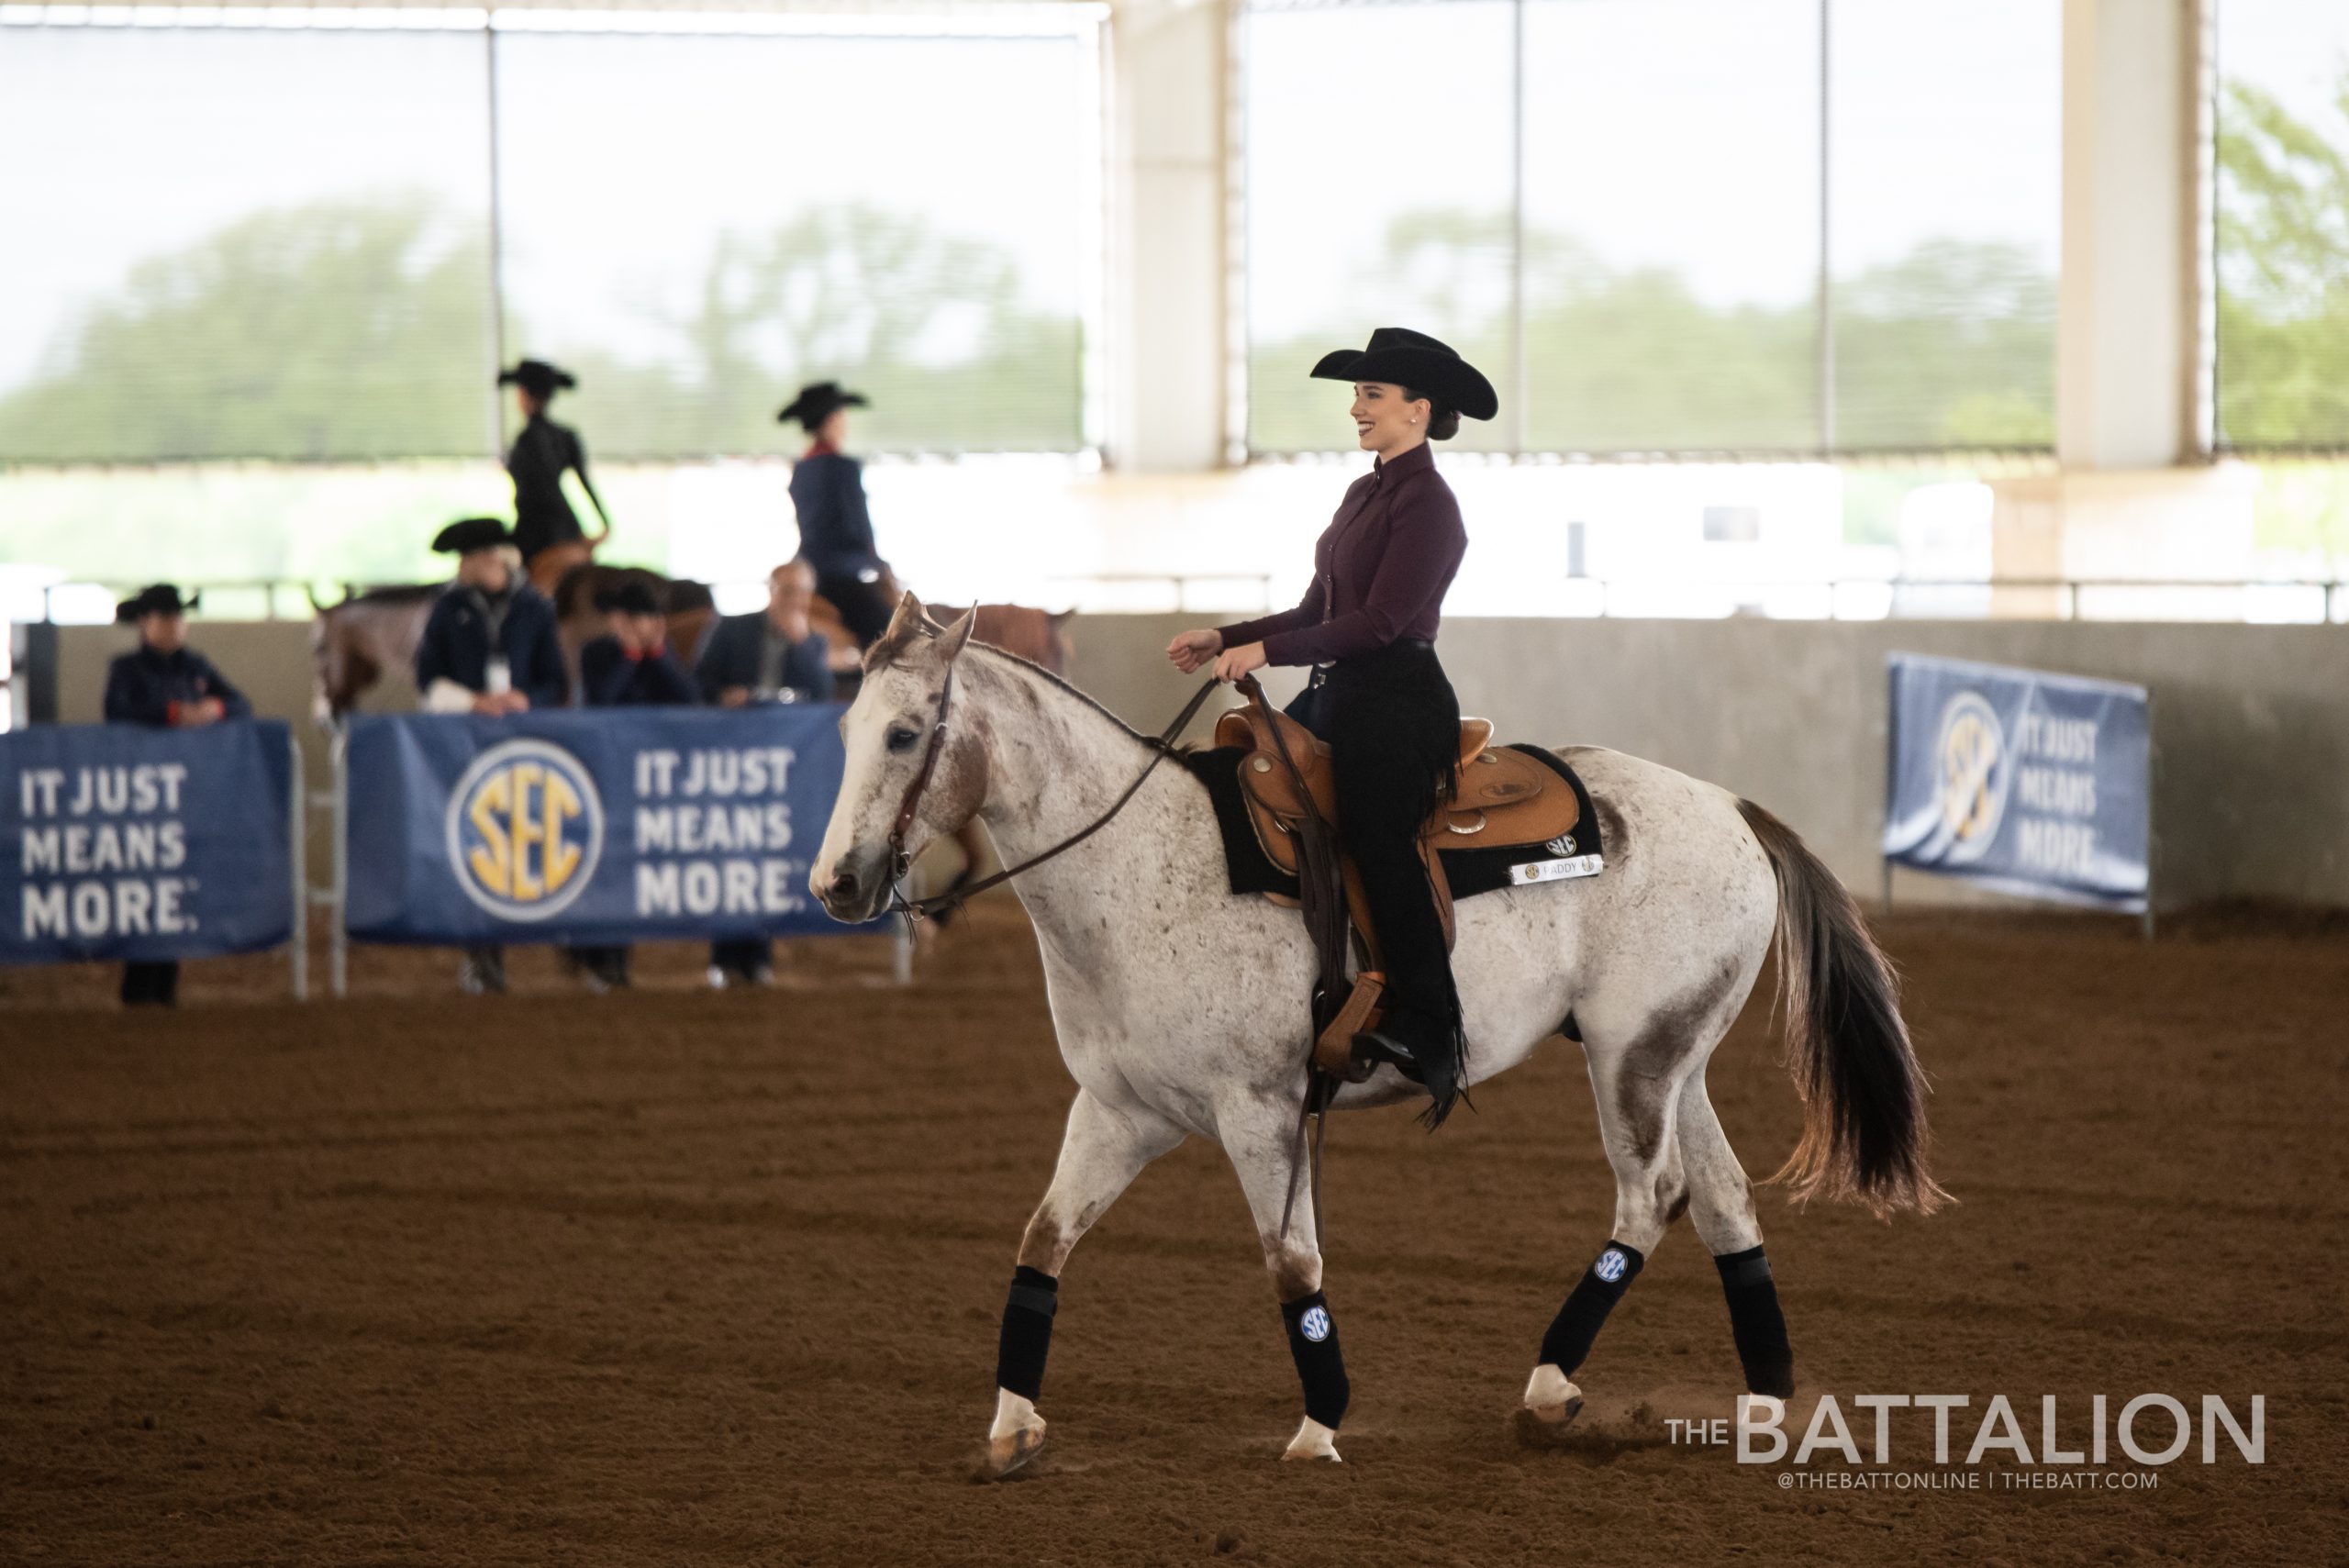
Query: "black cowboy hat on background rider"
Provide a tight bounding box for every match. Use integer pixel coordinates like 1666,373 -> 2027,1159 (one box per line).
497,359 -> 610,572
497,359 -> 575,400
778,381 -> 869,433
782,381 -> 893,650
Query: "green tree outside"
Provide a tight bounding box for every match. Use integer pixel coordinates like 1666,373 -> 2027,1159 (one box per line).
0,196 -> 493,463
2216,75 -> 2349,450
1248,208 -> 2054,455
0,197 -> 1081,465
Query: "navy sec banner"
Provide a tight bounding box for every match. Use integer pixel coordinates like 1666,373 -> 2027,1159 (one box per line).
1883,652 -> 2150,911
3,720 -> 294,964
342,706 -> 882,944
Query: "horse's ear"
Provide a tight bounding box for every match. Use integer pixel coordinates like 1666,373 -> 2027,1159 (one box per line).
936,603 -> 978,662
866,591 -> 929,671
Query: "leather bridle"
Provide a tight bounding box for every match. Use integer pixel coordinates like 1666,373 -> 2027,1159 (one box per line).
883,654 -> 962,894
880,655 -> 1221,921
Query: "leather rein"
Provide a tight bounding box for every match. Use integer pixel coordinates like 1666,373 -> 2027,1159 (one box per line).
885,663 -> 1223,920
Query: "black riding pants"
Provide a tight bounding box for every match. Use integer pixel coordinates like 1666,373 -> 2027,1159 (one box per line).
1288,640 -> 1464,1054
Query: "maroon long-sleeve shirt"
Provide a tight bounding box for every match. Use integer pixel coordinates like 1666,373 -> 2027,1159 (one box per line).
1217,440 -> 1466,666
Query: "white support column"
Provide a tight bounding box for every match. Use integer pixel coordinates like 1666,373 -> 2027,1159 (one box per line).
1105,0 -> 1228,473
1993,0 -> 2251,614
2057,0 -> 2193,470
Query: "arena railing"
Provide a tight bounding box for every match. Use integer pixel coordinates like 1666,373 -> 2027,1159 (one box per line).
18,574 -> 2349,625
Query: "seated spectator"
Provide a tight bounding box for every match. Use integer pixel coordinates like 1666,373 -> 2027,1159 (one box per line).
696,559 -> 836,709
696,560 -> 835,987
580,582 -> 696,709
417,517 -> 567,995
104,584 -> 251,1006
569,582 -> 695,990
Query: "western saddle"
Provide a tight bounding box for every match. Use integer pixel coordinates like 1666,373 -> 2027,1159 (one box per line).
1218,676 -> 1582,1077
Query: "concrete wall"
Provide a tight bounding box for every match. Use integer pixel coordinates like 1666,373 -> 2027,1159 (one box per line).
1062,615 -> 2349,911
53,615 -> 2349,910
56,622 -> 358,871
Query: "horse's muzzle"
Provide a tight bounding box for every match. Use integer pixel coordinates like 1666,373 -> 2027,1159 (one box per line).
812,844 -> 892,923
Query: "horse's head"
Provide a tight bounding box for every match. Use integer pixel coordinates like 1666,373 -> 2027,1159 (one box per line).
811,591 -> 982,922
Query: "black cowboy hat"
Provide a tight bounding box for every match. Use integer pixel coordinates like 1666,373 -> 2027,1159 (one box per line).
430,517 -> 517,555
593,582 -> 662,617
778,381 -> 869,431
1308,327 -> 1498,422
497,359 -> 576,399
116,584 -> 197,623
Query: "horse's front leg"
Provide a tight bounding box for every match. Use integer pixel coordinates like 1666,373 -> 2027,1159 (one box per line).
981,1087 -> 1181,1480
1219,1089 -> 1348,1463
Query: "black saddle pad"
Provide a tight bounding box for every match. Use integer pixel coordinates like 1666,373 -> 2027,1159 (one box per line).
1181,743 -> 1603,904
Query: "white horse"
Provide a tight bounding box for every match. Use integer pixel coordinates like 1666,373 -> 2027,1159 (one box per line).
811,596 -> 1943,1477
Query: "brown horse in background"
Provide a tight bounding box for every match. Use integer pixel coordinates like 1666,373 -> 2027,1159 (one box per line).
309,584 -> 439,720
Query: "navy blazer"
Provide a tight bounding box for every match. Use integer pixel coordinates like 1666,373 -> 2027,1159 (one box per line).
104,645 -> 252,728
694,612 -> 835,705
789,450 -> 879,579
415,584 -> 568,708
579,635 -> 698,708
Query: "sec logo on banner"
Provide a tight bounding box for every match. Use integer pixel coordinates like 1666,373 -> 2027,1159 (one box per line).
443,739 -> 605,921
1933,691 -> 2009,865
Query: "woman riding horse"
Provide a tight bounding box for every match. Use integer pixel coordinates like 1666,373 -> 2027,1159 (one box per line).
781,381 -> 895,651
1169,327 -> 1497,1124
500,358 -> 613,593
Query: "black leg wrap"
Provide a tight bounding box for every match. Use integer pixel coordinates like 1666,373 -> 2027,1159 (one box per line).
1715,1245 -> 1795,1397
1280,1291 -> 1351,1430
1539,1240 -> 1646,1374
995,1265 -> 1058,1401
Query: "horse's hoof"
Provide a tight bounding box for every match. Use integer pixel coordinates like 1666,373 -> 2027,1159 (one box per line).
976,1417 -> 1046,1481
1513,1364 -> 1586,1447
1280,1417 -> 1342,1463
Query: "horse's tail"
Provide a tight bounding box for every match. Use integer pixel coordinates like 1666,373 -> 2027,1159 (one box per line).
1736,798 -> 1947,1217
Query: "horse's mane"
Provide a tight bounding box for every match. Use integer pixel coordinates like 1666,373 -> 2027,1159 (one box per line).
962,639 -> 1158,750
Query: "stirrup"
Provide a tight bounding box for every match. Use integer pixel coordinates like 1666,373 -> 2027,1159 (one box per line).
1350,1028 -> 1427,1084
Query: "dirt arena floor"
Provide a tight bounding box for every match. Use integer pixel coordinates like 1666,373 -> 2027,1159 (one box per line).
2,900 -> 2343,1566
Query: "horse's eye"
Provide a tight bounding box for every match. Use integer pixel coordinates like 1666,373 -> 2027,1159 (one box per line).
886,727 -> 921,754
